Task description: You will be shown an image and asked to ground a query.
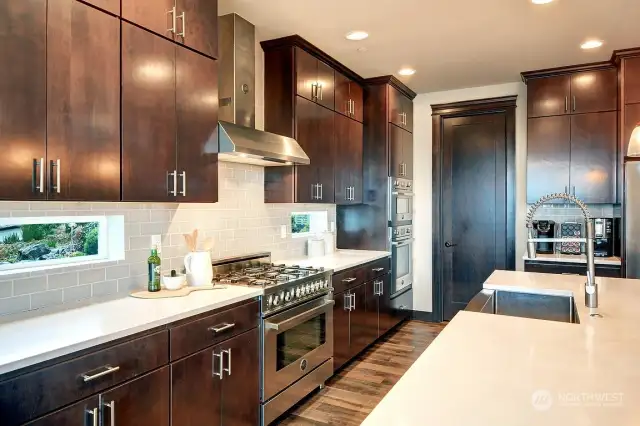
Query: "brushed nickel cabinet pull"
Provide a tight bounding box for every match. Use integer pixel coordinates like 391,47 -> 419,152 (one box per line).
33,158 -> 44,193
212,351 -> 223,379
167,6 -> 176,34
318,84 -> 323,101
222,348 -> 232,376
372,267 -> 385,272
103,401 -> 115,426
177,11 -> 186,38
573,95 -> 576,112
179,171 -> 187,196
81,365 -> 120,382
86,407 -> 98,426
565,96 -> 568,113
50,159 -> 61,194
168,170 -> 177,196
208,322 -> 235,333
342,277 -> 357,283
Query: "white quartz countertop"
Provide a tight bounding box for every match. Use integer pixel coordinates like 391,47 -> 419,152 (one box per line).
0,286 -> 262,376
274,249 -> 390,273
363,270 -> 640,426
523,252 -> 621,265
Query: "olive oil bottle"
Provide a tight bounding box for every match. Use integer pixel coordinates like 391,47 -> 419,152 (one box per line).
147,246 -> 161,292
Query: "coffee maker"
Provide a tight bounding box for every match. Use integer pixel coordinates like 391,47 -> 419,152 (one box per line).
594,218 -> 614,257
533,220 -> 555,254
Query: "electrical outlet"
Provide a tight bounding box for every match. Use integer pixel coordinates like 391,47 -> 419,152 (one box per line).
280,225 -> 287,239
151,234 -> 162,253
330,221 -> 336,232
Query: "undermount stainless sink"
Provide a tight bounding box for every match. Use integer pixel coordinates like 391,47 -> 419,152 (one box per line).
465,289 -> 580,324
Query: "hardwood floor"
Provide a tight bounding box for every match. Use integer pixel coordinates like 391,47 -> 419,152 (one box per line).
276,320 -> 446,425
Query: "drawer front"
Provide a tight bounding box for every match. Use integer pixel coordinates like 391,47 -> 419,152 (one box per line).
0,330 -> 168,425
332,266 -> 367,294
170,300 -> 260,360
524,261 -> 622,278
366,257 -> 391,282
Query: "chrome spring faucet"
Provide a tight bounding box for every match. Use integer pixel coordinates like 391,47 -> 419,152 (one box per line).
526,192 -> 598,309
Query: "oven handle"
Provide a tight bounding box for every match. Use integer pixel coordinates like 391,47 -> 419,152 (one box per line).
392,239 -> 415,247
264,300 -> 335,331
391,192 -> 414,196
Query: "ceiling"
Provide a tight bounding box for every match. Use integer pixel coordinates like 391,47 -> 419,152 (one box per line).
219,0 -> 640,94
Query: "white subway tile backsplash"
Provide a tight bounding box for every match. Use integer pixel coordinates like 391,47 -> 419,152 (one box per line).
0,163 -> 335,318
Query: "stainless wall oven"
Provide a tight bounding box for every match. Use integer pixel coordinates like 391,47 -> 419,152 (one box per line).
391,224 -> 413,296
389,177 -> 413,225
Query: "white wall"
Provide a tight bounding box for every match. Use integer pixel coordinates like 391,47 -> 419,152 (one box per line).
413,82 -> 528,312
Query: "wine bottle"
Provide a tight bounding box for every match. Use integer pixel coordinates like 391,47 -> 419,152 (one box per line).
148,246 -> 161,292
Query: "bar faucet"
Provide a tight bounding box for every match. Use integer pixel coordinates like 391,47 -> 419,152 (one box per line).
526,192 -> 598,309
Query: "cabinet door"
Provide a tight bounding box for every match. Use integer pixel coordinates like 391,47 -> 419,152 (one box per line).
317,104 -> 335,203
47,0 -> 120,201
316,60 -> 335,110
350,82 -> 364,123
295,96 -> 321,203
176,47 -> 219,202
334,71 -> 351,117
83,0 -> 120,15
570,69 -> 617,114
334,114 -> 362,205
526,116 -> 571,203
402,129 -> 414,180
0,0 -> 47,201
295,48 -> 317,102
388,85 -> 404,127
389,124 -> 404,178
348,283 -> 369,358
122,23 -> 177,202
122,0 -> 176,40
624,57 -> 640,105
364,280 -> 380,343
176,0 -> 218,59
333,291 -> 351,371
27,396 -> 99,426
172,347 -> 221,426
102,367 -> 170,426
570,112 -> 617,203
527,75 -> 571,118
402,95 -> 413,132
220,329 -> 260,426
377,274 -> 396,336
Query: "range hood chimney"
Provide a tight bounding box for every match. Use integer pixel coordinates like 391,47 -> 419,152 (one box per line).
217,13 -> 309,166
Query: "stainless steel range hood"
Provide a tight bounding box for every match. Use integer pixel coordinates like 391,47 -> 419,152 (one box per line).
217,13 -> 309,166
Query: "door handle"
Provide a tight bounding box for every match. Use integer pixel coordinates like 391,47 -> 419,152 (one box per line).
311,83 -> 318,101
222,348 -> 231,376
50,159 -> 60,194
565,96 -> 568,113
208,323 -> 235,333
318,84 -> 323,101
81,365 -> 120,382
444,241 -> 457,248
319,183 -> 323,200
179,171 -> 187,196
212,350 -> 223,380
167,6 -> 176,34
177,11 -> 186,38
103,401 -> 115,426
86,407 -> 98,426
350,293 -> 356,310
372,267 -> 385,273
572,96 -> 576,112
32,158 -> 44,193
342,277 -> 357,283
168,170 -> 177,196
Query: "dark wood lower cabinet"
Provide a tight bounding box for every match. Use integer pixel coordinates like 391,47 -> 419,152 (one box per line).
348,283 -> 369,356
101,367 -> 170,426
333,291 -> 351,371
378,274 -> 396,336
27,396 -> 99,426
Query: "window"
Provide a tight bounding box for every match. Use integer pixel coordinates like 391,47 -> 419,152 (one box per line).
0,215 -> 124,275
291,211 -> 328,238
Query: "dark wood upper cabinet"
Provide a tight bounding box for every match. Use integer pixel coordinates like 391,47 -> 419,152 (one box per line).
47,0 -> 120,201
0,0 -> 47,201
122,23 -> 177,202
402,130 -> 414,180
401,94 -> 414,132
101,367 -> 171,426
295,96 -> 335,203
176,46 -> 219,203
171,347 -> 222,426
624,57 -> 640,105
570,69 -> 617,114
175,0 -> 218,59
82,0 -> 120,15
335,72 -> 363,122
27,396 -> 99,426
122,0 -> 176,40
335,114 -> 363,205
294,47 -> 334,110
570,112 -> 617,203
316,59 -> 335,110
527,116 -> 571,202
219,329 -> 260,426
527,75 -> 570,118
389,85 -> 413,131
389,125 -> 413,179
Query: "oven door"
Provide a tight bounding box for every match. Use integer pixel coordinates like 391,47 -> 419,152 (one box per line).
391,193 -> 413,224
263,296 -> 334,401
391,238 -> 413,295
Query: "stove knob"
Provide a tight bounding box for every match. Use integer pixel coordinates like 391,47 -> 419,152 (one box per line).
285,291 -> 292,302
266,295 -> 273,307
295,287 -> 301,297
315,280 -> 321,290
272,295 -> 280,306
300,286 -> 306,296
306,284 -> 311,294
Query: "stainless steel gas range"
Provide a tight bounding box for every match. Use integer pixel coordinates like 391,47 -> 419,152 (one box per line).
212,253 -> 334,425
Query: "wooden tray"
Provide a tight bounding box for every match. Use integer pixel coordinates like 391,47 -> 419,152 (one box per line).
130,284 -> 227,299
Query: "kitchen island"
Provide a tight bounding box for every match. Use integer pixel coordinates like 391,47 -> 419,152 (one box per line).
362,270 -> 640,426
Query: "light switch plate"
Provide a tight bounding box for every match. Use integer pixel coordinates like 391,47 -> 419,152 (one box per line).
330,221 -> 336,232
280,225 -> 287,239
151,234 -> 162,253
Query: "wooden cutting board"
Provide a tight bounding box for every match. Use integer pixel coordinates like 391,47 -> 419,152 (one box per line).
130,284 -> 227,299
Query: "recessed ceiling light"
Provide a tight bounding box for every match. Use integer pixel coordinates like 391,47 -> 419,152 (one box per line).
345,31 -> 369,41
532,0 -> 553,4
581,40 -> 604,50
398,68 -> 416,76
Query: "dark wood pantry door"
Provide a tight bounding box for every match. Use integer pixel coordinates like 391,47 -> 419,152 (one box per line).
435,98 -> 516,321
